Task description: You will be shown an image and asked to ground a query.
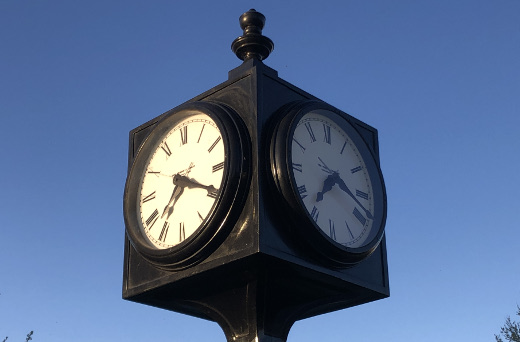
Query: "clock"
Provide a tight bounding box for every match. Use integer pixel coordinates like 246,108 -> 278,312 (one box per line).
270,101 -> 386,265
123,101 -> 250,269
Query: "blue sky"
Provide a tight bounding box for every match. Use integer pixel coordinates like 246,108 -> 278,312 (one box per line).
1,1 -> 519,341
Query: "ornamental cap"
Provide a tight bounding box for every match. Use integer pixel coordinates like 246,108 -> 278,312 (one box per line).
231,9 -> 274,61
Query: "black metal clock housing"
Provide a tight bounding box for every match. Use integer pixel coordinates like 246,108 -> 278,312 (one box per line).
270,100 -> 387,266
123,101 -> 251,269
122,9 -> 389,342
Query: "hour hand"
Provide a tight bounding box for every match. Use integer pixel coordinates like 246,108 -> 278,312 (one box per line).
316,174 -> 336,202
173,175 -> 217,194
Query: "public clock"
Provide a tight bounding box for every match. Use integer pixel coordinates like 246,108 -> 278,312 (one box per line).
123,101 -> 250,269
270,101 -> 386,265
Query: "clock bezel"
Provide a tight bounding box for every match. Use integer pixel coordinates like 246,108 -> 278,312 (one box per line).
270,101 -> 387,266
123,101 -> 250,270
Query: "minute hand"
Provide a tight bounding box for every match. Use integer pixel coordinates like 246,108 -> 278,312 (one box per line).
333,173 -> 373,219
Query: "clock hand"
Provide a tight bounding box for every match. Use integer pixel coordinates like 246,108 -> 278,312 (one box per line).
149,162 -> 196,178
161,182 -> 185,219
333,172 -> 373,219
160,171 -> 219,220
179,162 -> 195,176
173,174 -> 218,195
316,174 -> 336,202
317,157 -> 334,174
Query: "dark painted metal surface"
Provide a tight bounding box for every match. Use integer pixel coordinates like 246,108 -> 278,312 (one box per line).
123,9 -> 388,342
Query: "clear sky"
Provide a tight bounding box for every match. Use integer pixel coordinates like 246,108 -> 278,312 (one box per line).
1,1 -> 519,341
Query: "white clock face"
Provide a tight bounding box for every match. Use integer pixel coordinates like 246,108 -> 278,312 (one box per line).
290,112 -> 375,248
137,113 -> 225,249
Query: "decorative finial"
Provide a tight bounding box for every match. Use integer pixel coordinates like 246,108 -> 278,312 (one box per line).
231,9 -> 274,61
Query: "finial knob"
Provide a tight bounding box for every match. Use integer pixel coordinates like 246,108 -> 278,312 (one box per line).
231,9 -> 274,61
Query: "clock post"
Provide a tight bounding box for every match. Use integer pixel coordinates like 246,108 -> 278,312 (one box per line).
122,9 -> 389,342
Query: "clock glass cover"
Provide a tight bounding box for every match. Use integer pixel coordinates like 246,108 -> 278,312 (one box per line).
291,111 -> 377,248
124,102 -> 250,268
137,113 -> 225,249
271,103 -> 386,265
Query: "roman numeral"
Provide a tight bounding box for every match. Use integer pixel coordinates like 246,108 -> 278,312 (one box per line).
180,126 -> 188,145
179,222 -> 185,242
142,191 -> 156,203
212,162 -> 224,173
351,166 -> 363,173
323,124 -> 331,144
293,138 -> 306,153
297,185 -> 307,199
198,211 -> 204,222
208,136 -> 221,153
329,219 -> 336,241
145,209 -> 159,228
305,122 -> 316,142
310,206 -> 319,222
292,163 -> 303,173
158,221 -> 169,242
353,207 -> 367,226
356,190 -> 369,200
161,142 -> 172,157
197,124 -> 205,143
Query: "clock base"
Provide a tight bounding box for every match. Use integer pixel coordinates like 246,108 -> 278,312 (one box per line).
124,239 -> 388,341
